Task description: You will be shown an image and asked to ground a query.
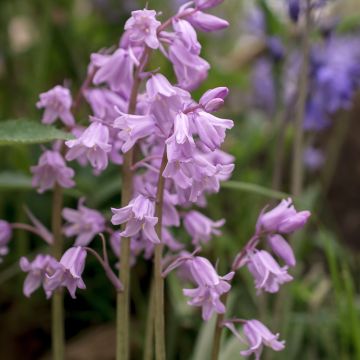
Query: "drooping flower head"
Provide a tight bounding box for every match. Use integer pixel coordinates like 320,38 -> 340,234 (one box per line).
62,199 -> 106,247
65,120 -> 112,171
124,9 -> 161,49
257,198 -> 311,234
36,85 -> 75,127
31,150 -> 75,193
182,256 -> 234,320
111,194 -> 160,244
20,254 -> 60,297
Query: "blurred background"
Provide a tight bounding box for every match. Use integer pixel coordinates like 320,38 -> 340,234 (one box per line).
1,0 -> 360,359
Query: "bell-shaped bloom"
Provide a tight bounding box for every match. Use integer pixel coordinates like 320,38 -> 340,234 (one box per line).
242,320 -> 285,359
224,319 -> 285,359
46,247 -> 87,299
124,9 -> 161,49
192,111 -> 234,151
163,159 -> 194,189
172,19 -> 201,55
183,210 -> 224,245
36,85 -> 74,126
0,220 -> 12,261
62,199 -> 105,247
114,112 -> 156,153
166,112 -> 195,161
31,150 -> 75,193
182,256 -> 234,320
257,198 -> 311,234
168,40 -> 210,91
247,250 -> 293,294
92,49 -> 134,96
187,11 -> 229,32
199,87 -> 228,112
84,88 -> 127,122
65,121 -> 112,171
146,73 -> 178,99
267,234 -> 296,267
111,194 -> 160,244
20,254 -> 60,297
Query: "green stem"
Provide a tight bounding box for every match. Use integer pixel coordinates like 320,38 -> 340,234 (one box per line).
291,0 -> 311,197
154,150 -> 168,360
116,47 -> 151,360
143,280 -> 155,360
51,184 -> 65,360
211,292 -> 229,360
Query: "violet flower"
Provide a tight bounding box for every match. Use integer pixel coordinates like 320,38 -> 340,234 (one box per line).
256,198 -> 310,234
0,220 -> 12,262
187,10 -> 229,32
62,199 -> 106,246
46,247 -> 87,299
124,9 -> 161,49
182,256 -> 234,320
111,194 -> 160,244
246,250 -> 293,294
20,254 -> 60,297
65,120 -> 112,171
183,210 -> 225,245
36,85 -> 75,127
31,150 -> 75,193
267,234 -> 296,267
224,319 -> 285,360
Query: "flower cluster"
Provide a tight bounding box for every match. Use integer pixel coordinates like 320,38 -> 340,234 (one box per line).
0,2 -> 316,359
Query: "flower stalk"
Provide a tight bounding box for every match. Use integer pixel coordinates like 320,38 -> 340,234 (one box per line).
291,0 -> 311,197
154,149 -> 168,360
51,184 -> 65,360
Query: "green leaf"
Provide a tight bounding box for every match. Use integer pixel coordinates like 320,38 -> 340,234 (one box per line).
0,171 -> 32,190
0,119 -> 73,145
222,180 -> 289,199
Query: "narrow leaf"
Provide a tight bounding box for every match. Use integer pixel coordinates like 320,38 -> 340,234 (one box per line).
0,119 -> 73,145
222,180 -> 289,199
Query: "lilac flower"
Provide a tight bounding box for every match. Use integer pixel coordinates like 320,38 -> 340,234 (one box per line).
224,319 -> 285,360
0,220 -> 12,261
267,234 -> 296,267
192,111 -> 234,151
20,254 -> 59,297
241,320 -> 285,359
124,9 -> 161,49
111,194 -> 160,244
92,49 -> 134,96
172,19 -> 201,55
62,199 -> 106,246
146,73 -> 178,99
168,41 -> 210,91
257,198 -> 310,234
183,210 -> 225,245
246,250 -> 293,294
187,11 -> 229,32
182,256 -> 234,320
166,112 -> 195,161
84,88 -> 127,122
65,121 -> 112,171
199,87 -> 228,112
31,150 -> 75,193
46,247 -> 87,298
114,112 -> 157,153
36,85 -> 74,127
